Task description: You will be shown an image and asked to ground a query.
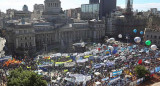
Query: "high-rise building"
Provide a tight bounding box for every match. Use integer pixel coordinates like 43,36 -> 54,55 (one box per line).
124,0 -> 133,17
31,4 -> 44,20
34,4 -> 44,12
65,8 -> 81,19
89,0 -> 99,4
81,4 -> 99,20
150,8 -> 158,15
99,0 -> 117,19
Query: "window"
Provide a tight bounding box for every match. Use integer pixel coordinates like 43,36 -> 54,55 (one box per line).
25,43 -> 28,47
154,36 -> 157,39
154,40 -> 157,44
25,37 -> 27,40
30,42 -> 32,46
147,35 -> 149,38
21,43 -> 23,47
151,35 -> 152,38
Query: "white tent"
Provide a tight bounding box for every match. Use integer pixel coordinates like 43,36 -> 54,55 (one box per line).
95,81 -> 101,85
94,72 -> 101,75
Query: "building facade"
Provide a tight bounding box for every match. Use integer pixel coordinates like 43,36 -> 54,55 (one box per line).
4,19 -> 105,56
118,17 -> 146,38
89,0 -> 99,4
144,28 -> 160,47
42,0 -> 66,22
99,0 -> 117,19
81,4 -> 99,20
65,8 -> 81,19
0,37 -> 6,57
34,4 -> 44,12
31,4 -> 45,20
6,9 -> 31,19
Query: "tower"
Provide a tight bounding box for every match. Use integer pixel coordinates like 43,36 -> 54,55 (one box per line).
124,0 -> 133,17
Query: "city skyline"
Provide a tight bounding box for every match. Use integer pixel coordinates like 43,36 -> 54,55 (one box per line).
0,0 -> 160,12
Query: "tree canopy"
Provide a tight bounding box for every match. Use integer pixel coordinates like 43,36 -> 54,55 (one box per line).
134,65 -> 149,78
7,67 -> 47,86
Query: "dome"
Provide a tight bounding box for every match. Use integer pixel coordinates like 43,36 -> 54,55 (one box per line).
23,5 -> 28,11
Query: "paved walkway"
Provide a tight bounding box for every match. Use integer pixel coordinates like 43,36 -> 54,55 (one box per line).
151,82 -> 160,86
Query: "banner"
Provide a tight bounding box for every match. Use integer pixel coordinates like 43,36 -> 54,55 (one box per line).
109,76 -> 120,83
155,66 -> 160,73
150,69 -> 155,74
112,70 -> 122,76
64,62 -> 76,67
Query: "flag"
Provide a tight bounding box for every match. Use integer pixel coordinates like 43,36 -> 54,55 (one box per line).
138,59 -> 142,64
130,72 -> 132,76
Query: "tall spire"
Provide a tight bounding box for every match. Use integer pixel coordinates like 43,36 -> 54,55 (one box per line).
125,0 -> 133,17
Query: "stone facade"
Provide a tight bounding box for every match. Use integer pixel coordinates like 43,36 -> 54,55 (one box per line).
42,0 -> 66,22
114,16 -> 147,39
4,19 -> 105,56
144,15 -> 160,47
6,9 -> 31,19
144,28 -> 160,47
0,37 -> 6,58
4,21 -> 36,56
65,8 -> 81,19
31,4 -> 44,20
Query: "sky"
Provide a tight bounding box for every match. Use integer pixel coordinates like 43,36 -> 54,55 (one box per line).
0,0 -> 160,12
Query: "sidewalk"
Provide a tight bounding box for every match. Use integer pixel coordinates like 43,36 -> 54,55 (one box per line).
151,82 -> 160,86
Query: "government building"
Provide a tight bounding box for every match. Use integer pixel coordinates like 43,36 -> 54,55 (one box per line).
4,19 -> 105,57
3,0 -> 105,57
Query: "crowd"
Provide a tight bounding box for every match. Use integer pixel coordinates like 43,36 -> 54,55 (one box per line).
1,37 -> 160,86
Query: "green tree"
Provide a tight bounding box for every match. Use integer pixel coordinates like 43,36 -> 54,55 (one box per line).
134,65 -> 149,78
7,67 -> 47,86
